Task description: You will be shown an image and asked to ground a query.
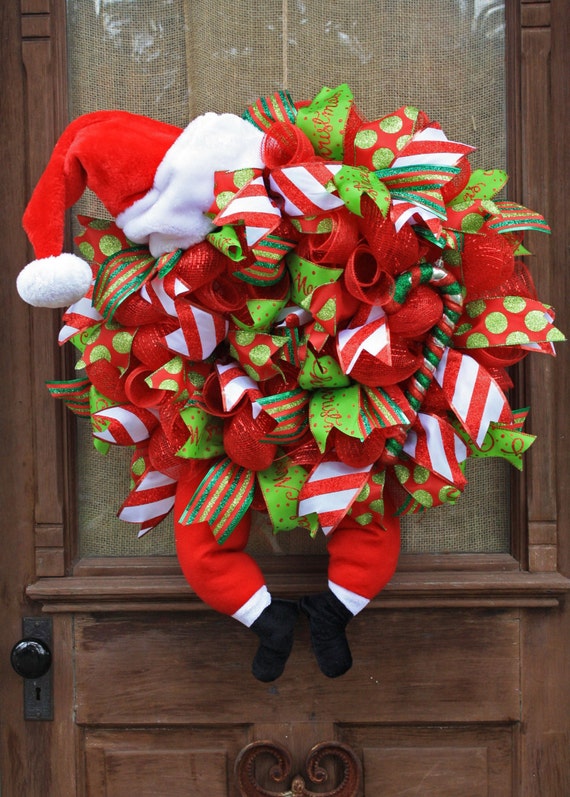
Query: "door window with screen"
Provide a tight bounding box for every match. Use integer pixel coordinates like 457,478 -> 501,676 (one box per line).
65,0 -> 519,565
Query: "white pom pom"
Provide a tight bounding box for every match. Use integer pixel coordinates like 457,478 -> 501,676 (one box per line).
16,254 -> 93,308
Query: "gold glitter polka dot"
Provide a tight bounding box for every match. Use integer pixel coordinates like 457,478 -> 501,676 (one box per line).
413,489 -> 433,507
372,471 -> 385,486
503,296 -> 527,313
90,344 -> 111,363
466,332 -> 489,348
234,168 -> 255,188
461,213 -> 485,233
158,378 -> 179,391
356,484 -> 370,502
132,456 -> 146,476
372,147 -> 395,170
215,191 -> 236,211
413,465 -> 430,484
404,106 -> 419,120
439,485 -> 460,503
317,298 -> 336,322
99,234 -> 122,256
188,370 -> 206,388
546,328 -> 565,342
234,330 -> 256,346
78,242 -> 95,261
112,332 -> 132,354
394,464 -> 410,484
243,364 -> 258,380
525,309 -> 548,332
355,513 -> 373,526
164,357 -> 184,374
379,115 -> 403,134
369,498 -> 384,513
443,250 -> 462,267
396,134 -> 412,150
455,322 -> 473,336
354,129 -> 378,149
90,219 -> 112,230
485,311 -> 508,334
316,218 -> 333,233
250,344 -> 272,365
466,300 -> 487,318
505,331 -> 530,345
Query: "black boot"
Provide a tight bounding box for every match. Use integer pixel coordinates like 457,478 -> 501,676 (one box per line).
250,599 -> 299,682
299,589 -> 354,678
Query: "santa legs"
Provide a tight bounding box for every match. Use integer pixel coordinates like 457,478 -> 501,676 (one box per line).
174,473 -> 401,681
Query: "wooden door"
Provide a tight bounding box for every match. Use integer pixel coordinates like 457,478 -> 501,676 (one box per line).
2,1 -> 569,795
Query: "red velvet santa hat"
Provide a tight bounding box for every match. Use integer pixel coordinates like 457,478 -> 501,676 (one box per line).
17,109 -> 265,309
17,110 -> 182,308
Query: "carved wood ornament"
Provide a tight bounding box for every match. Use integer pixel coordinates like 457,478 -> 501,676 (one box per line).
235,740 -> 362,797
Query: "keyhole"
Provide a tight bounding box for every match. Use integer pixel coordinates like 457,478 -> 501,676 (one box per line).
35,685 -> 42,701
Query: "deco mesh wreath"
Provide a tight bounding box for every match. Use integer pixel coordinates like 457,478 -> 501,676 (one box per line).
17,84 -> 564,680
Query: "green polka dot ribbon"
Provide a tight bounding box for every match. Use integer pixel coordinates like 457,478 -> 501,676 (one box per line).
454,297 -> 565,351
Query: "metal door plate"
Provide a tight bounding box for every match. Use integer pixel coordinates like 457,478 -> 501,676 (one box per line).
21,617 -> 53,721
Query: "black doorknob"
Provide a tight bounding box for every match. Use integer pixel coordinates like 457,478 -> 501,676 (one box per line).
10,638 -> 52,679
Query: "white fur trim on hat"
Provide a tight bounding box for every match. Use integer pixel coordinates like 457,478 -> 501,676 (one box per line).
117,112 -> 265,258
17,254 -> 93,308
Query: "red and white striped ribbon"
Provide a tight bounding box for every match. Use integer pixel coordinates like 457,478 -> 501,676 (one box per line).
434,347 -> 512,447
391,126 -> 474,169
118,468 -> 177,536
297,459 -> 373,535
216,362 -> 262,414
92,405 -> 159,445
164,301 -> 228,360
269,162 -> 345,217
214,175 -> 282,246
59,296 -> 102,344
403,411 -> 467,485
389,127 -> 474,232
336,305 -> 390,375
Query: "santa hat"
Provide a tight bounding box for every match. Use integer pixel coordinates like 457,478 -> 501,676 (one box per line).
18,110 -> 265,308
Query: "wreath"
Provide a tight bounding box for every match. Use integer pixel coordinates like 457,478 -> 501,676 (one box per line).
17,84 -> 563,544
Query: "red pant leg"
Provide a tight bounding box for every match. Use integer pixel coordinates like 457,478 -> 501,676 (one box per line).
326,512 -> 401,600
174,471 -> 266,616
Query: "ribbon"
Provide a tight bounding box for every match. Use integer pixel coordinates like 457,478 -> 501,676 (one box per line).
454,296 -> 565,351
256,458 -> 318,534
336,305 -> 390,375
346,468 -> 386,527
402,411 -> 468,490
177,405 -> 225,459
295,83 -> 355,160
46,377 -> 91,416
243,90 -> 298,131
455,408 -> 536,470
163,300 -> 228,361
434,347 -> 512,447
297,458 -> 373,534
178,457 -> 255,543
92,404 -> 159,446
118,455 -> 178,536
59,296 -> 102,344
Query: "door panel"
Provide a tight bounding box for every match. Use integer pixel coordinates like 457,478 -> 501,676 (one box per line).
74,611 -> 520,725
75,609 -> 519,794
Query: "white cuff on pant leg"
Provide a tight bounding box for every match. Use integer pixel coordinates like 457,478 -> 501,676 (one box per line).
328,580 -> 369,616
231,585 -> 272,627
